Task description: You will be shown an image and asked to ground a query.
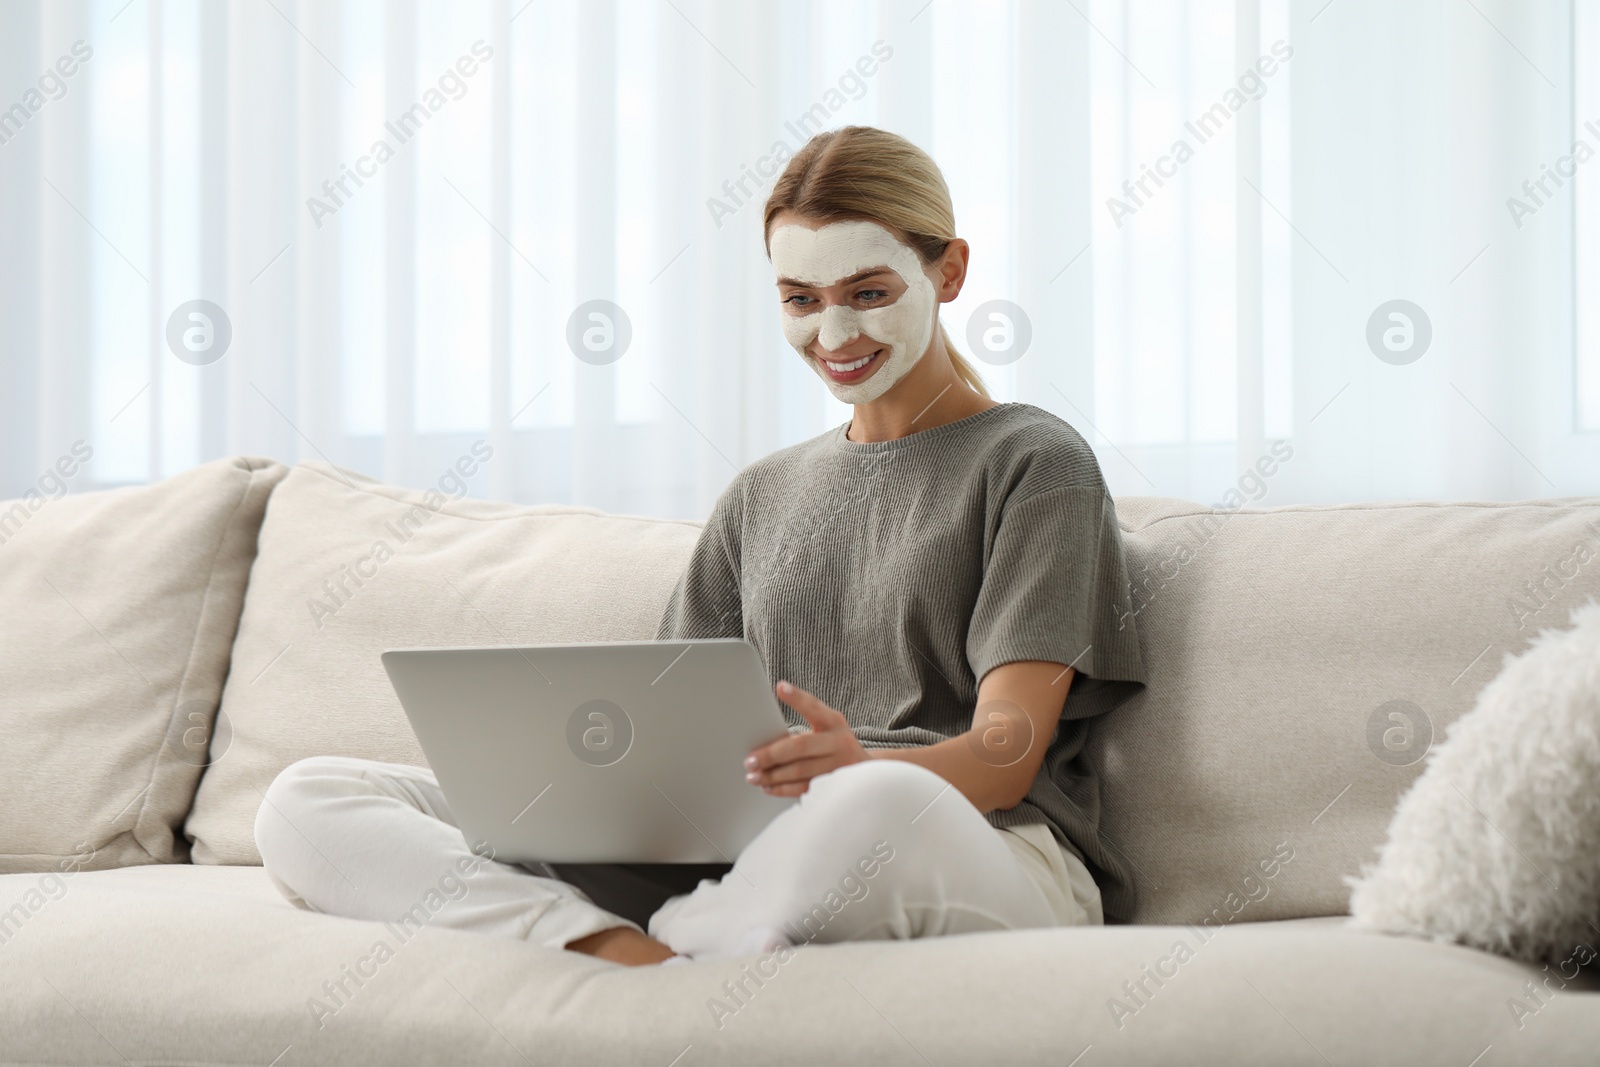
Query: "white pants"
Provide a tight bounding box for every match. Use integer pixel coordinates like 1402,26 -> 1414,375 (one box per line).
254,755 -> 1103,960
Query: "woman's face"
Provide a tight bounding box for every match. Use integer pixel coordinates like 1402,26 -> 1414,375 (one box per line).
769,212 -> 939,405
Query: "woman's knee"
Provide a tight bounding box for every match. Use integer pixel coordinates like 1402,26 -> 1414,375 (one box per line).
261,755 -> 365,810
255,755 -> 369,857
803,758 -> 953,823
794,759 -> 1003,878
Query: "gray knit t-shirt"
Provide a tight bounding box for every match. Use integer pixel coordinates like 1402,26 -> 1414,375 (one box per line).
655,401 -> 1149,922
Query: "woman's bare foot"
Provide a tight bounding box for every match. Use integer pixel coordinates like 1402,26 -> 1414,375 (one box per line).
565,927 -> 677,966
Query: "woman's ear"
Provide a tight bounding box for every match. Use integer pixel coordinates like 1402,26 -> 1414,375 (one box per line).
933,237 -> 969,303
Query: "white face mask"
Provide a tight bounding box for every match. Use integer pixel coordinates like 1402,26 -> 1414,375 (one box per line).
769,219 -> 938,405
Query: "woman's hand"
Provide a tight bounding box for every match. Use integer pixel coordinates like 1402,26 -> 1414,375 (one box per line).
744,680 -> 869,796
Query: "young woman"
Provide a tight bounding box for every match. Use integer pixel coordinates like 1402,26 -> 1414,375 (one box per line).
255,125 -> 1147,967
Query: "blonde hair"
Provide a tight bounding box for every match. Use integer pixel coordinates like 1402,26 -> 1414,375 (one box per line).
761,125 -> 991,400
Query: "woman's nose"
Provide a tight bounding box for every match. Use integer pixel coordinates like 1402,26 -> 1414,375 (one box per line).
815,304 -> 863,351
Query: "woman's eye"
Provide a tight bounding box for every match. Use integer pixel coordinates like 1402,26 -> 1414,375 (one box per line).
856,289 -> 888,304
783,293 -> 815,309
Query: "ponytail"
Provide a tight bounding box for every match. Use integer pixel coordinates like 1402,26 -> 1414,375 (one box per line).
939,322 -> 991,399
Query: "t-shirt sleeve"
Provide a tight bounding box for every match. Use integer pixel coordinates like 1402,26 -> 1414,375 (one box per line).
966,483 -> 1148,721
655,480 -> 745,641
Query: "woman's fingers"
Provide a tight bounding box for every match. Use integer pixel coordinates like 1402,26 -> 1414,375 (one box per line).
746,680 -> 865,796
746,730 -> 835,772
745,719 -> 841,770
752,754 -> 840,787
775,680 -> 848,731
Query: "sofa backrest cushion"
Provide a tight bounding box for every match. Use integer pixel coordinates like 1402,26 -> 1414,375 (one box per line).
0,456 -> 286,873
185,461 -> 703,865
1097,495 -> 1600,924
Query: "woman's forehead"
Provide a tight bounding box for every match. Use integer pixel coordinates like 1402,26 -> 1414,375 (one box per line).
770,219 -> 920,288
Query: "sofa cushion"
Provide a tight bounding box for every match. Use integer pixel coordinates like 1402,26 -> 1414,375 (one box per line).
0,863 -> 1594,1064
1097,495 -> 1600,925
185,461 -> 703,865
0,455 -> 286,871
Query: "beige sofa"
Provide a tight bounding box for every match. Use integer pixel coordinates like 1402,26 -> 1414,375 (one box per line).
2,454 -> 1597,1065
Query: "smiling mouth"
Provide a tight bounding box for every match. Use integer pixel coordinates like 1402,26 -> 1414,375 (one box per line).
816,347 -> 884,381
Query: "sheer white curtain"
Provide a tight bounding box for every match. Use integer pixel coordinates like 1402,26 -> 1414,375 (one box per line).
1,0 -> 1595,519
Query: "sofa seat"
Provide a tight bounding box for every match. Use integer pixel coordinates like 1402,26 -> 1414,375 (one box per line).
2,865 -> 1594,1066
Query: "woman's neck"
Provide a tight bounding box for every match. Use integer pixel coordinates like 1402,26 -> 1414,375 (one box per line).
845,343 -> 997,442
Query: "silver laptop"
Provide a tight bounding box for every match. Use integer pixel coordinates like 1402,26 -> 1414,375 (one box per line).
381,639 -> 796,864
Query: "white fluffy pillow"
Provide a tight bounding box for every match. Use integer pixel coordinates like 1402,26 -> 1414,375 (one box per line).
1345,598 -> 1600,962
